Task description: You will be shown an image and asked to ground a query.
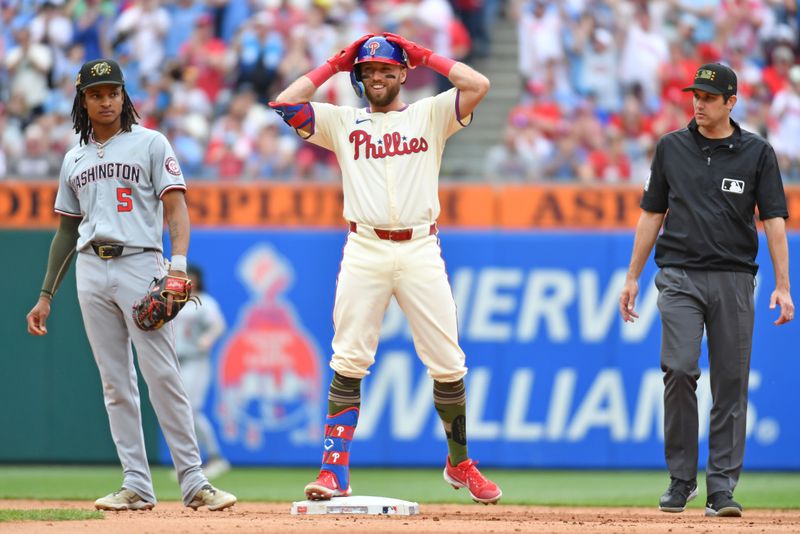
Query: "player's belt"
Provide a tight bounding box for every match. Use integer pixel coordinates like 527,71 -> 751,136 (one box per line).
348,221 -> 437,242
91,243 -> 158,259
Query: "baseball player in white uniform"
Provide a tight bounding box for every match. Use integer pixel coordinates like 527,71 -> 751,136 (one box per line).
25,59 -> 236,512
270,34 -> 501,504
173,264 -> 230,479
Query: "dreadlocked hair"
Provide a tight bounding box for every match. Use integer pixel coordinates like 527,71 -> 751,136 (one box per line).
71,89 -> 140,146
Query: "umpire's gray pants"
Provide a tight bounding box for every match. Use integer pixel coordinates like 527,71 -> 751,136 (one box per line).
655,267 -> 755,495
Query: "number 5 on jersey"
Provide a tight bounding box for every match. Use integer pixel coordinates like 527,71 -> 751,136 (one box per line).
117,187 -> 132,212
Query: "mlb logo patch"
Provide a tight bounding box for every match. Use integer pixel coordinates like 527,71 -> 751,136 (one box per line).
721,178 -> 745,194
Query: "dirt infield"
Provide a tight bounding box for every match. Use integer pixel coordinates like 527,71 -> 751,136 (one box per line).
2,500 -> 799,534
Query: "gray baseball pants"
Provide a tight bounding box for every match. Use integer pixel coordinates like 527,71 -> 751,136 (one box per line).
655,267 -> 755,496
76,250 -> 208,505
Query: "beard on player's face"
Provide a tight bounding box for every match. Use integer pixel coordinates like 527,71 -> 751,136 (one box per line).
366,82 -> 401,107
361,63 -> 406,108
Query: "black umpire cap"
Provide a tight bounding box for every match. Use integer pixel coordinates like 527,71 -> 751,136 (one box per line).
75,59 -> 125,91
682,63 -> 737,96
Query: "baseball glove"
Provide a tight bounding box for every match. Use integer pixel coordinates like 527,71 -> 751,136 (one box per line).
132,274 -> 197,331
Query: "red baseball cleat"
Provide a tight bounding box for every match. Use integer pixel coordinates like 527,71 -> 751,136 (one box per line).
304,470 -> 352,500
443,456 -> 502,504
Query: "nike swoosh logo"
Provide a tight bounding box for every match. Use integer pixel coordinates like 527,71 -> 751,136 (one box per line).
355,118 -> 371,124
75,154 -> 85,162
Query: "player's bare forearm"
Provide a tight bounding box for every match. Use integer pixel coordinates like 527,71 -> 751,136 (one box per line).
626,210 -> 665,281
162,190 -> 190,257
274,76 -> 317,105
449,63 -> 491,118
619,210 -> 664,322
763,216 -> 794,324
764,217 -> 791,291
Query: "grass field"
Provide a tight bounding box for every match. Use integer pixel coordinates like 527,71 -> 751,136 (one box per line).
0,466 -> 798,509
0,509 -> 103,523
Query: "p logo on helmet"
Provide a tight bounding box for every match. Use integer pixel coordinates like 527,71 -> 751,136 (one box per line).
366,40 -> 381,56
350,36 -> 408,98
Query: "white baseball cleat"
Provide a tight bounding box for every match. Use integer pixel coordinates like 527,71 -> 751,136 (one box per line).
94,488 -> 154,511
187,484 -> 237,511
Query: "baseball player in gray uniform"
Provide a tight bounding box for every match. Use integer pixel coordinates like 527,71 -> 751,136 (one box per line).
270,34 -> 501,504
25,58 -> 236,512
173,264 -> 230,479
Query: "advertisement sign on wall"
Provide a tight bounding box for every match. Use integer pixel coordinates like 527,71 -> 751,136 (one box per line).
167,230 -> 799,469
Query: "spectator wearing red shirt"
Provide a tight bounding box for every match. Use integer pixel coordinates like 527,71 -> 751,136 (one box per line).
205,92 -> 254,180
268,0 -> 306,40
571,99 -> 603,153
762,44 -> 795,97
609,93 -> 654,141
179,13 -> 231,102
659,39 -> 699,116
715,0 -> 765,59
450,12 -> 472,62
651,95 -> 690,139
608,92 -> 655,184
586,131 -> 631,183
452,0 -> 486,59
514,79 -> 564,140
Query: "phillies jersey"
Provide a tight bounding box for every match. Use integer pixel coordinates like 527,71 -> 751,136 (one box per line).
308,88 -> 469,228
54,124 -> 186,251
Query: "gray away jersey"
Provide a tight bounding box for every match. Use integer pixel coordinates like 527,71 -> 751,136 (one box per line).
173,291 -> 226,361
55,124 -> 186,251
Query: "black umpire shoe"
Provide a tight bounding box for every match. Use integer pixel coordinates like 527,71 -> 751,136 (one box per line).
705,491 -> 743,517
659,477 -> 698,512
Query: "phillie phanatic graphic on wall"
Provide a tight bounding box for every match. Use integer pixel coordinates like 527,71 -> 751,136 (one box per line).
216,244 -> 323,450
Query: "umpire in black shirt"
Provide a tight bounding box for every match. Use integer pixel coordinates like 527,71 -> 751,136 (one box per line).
619,63 -> 794,517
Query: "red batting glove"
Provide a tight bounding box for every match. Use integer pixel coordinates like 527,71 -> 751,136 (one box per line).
328,33 -> 375,73
383,32 -> 433,69
307,33 -> 374,87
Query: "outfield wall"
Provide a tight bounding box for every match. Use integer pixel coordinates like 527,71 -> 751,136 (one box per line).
0,231 -> 160,463
162,229 -> 797,470
4,181 -> 800,230
2,181 -> 798,469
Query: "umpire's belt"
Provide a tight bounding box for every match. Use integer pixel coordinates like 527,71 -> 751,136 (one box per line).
91,243 -> 158,259
349,221 -> 437,242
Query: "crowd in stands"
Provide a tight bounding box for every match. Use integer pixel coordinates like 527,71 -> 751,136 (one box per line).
2,0 -> 800,183
486,0 -> 800,183
1,0 -> 493,181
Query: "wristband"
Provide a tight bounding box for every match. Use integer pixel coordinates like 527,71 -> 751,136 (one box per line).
427,54 -> 456,77
40,289 -> 53,301
306,63 -> 336,88
171,254 -> 187,272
